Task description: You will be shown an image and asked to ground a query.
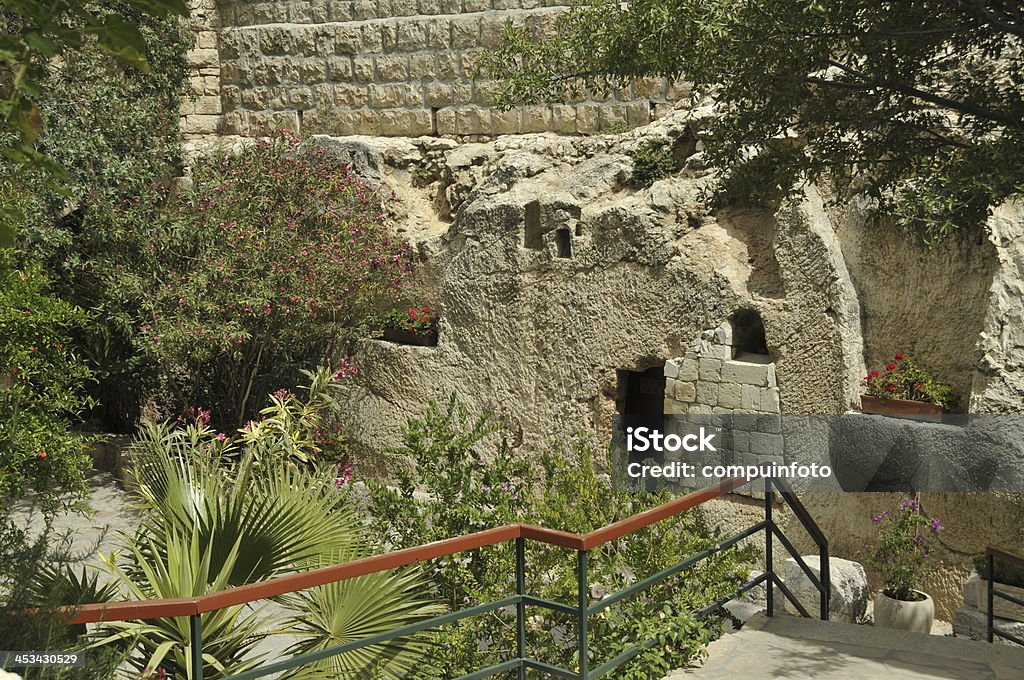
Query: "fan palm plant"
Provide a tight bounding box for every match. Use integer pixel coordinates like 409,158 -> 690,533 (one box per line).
86,368 -> 439,679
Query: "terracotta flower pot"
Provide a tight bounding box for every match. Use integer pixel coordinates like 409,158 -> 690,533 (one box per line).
874,590 -> 934,633
382,327 -> 438,347
860,395 -> 946,422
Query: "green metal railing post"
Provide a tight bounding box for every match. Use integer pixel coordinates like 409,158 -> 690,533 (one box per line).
516,537 -> 526,680
765,478 -> 774,617
987,552 -> 995,643
577,550 -> 589,680
190,613 -> 204,680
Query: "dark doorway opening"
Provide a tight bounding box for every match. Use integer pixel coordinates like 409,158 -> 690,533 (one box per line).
618,366 -> 666,419
730,308 -> 769,358
617,365 -> 666,489
555,228 -> 572,258
524,200 -> 544,250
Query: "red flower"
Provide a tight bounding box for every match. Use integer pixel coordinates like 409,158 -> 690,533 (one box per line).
885,383 -> 896,392
886,363 -> 897,371
895,352 -> 907,361
37,451 -> 46,458
867,370 -> 879,379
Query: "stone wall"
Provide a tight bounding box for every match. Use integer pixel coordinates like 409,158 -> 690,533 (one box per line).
330,110 -> 864,467
663,325 -> 781,418
182,0 -> 225,138
205,0 -> 682,138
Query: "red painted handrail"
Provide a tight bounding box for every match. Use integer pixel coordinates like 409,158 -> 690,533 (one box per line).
68,475 -> 750,624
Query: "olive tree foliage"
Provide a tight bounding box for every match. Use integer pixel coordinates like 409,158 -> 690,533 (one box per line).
477,1 -> 1024,241
0,0 -> 188,246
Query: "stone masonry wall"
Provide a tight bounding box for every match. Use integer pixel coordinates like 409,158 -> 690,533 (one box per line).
207,0 -> 684,137
182,0 -> 225,138
662,323 -> 784,492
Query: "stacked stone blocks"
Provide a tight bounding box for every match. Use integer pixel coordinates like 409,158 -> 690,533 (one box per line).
664,324 -> 784,470
209,0 -> 683,137
182,0 -> 225,137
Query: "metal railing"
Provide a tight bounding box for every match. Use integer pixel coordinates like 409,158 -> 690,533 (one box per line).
68,475 -> 830,679
986,546 -> 1024,646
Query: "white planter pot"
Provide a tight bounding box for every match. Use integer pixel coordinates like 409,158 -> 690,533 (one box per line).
874,590 -> 934,633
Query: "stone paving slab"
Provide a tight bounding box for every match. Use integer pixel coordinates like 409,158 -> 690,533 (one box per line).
667,614 -> 1024,679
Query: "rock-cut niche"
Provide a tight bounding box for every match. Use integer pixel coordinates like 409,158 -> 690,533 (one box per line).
729,308 -> 770,359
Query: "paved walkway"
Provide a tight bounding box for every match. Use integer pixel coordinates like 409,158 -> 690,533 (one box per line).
668,614 -> 1024,680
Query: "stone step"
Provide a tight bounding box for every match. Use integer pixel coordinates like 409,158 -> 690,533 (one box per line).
224,0 -> 568,26
668,613 -> 1024,679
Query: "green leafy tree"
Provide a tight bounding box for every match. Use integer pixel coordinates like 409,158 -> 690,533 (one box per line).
0,0 -> 188,159
478,1 -> 1024,241
2,2 -> 190,430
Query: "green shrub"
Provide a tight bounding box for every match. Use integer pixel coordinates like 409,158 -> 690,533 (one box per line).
0,254 -> 119,675
631,138 -> 677,187
973,551 -> 1024,588
368,397 -> 755,679
10,7 -> 190,432
105,131 -> 411,430
0,251 -> 94,513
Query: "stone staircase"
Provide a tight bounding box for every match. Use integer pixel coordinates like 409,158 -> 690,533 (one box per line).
668,614 -> 1024,680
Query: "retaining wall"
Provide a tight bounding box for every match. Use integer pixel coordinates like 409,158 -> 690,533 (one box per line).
182,0 -> 685,139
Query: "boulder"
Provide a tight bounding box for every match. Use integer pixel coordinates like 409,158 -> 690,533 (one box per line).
779,555 -> 868,624
953,604 -> 1024,645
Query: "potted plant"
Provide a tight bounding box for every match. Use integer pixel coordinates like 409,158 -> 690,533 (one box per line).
861,353 -> 953,420
381,306 -> 438,347
972,550 -> 1024,623
862,498 -> 943,633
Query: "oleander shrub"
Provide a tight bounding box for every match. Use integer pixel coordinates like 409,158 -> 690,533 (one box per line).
368,397 -> 755,679
109,131 -> 411,430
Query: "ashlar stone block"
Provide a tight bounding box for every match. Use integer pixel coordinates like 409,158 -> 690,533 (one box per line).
721,360 -> 770,386
717,383 -> 742,409
697,358 -> 722,382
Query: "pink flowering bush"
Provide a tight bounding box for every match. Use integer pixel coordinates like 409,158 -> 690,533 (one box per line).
135,130 -> 410,428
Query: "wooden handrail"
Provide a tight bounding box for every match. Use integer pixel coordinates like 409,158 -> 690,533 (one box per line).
987,545 -> 1024,567
67,475 -> 750,625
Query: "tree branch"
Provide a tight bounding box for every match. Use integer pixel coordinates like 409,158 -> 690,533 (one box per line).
957,0 -> 1024,40
821,59 -> 1022,128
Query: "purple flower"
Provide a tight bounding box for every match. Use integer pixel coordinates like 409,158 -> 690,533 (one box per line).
930,517 -> 943,532
872,514 -> 884,522
900,498 -> 920,512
